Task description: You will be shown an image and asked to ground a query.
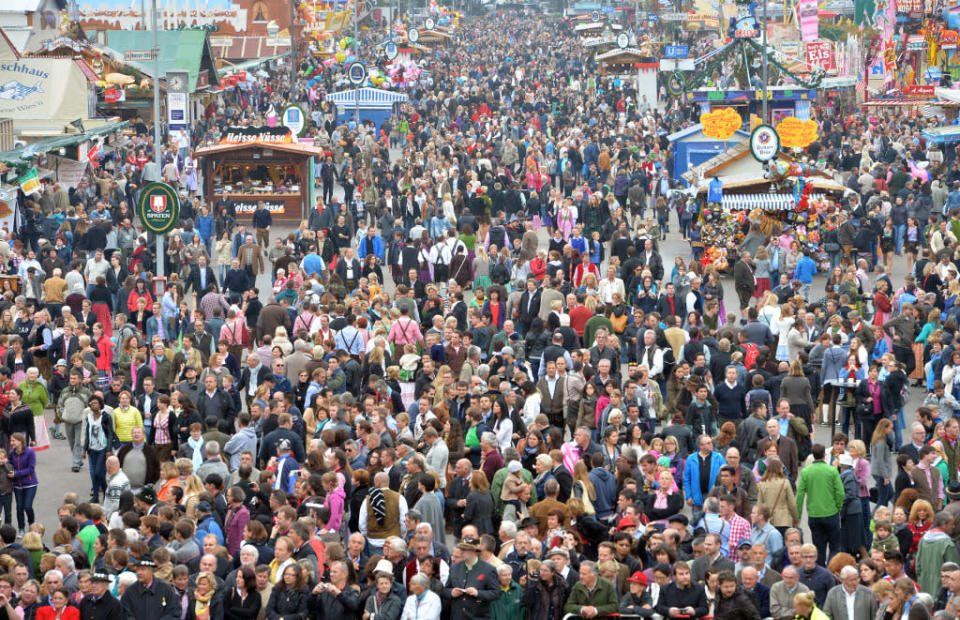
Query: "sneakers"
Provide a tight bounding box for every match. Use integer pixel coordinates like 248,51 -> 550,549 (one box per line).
16,529 -> 23,539
50,427 -> 66,440
71,466 -> 80,473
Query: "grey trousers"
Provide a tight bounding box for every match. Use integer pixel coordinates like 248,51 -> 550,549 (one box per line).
64,421 -> 83,468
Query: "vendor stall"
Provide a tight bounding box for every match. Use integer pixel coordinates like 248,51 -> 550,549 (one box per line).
324,87 -> 409,131
195,126 -> 321,222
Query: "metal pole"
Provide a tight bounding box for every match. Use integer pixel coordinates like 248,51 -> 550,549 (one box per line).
761,0 -> 768,123
152,0 -> 165,279
289,0 -> 297,91
355,0 -> 360,125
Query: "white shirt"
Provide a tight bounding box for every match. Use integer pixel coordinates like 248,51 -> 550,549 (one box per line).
358,488 -> 409,547
844,585 -> 857,620
400,590 -> 442,620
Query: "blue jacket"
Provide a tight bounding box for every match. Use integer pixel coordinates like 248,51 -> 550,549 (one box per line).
821,345 -> 848,383
196,515 -> 223,545
793,256 -> 817,284
588,467 -> 617,519
197,214 -> 214,240
357,234 -> 384,261
683,451 -> 726,506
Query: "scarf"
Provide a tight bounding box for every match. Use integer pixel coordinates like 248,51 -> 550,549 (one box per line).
368,486 -> 387,526
194,588 -> 213,620
187,436 -> 204,472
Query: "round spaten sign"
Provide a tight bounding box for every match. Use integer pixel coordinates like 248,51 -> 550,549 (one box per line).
138,182 -> 181,234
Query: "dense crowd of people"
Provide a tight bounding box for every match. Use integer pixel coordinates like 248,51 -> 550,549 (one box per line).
4,5 -> 960,620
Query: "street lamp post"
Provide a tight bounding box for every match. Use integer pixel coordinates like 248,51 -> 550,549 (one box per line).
151,0 -> 165,279
761,0 -> 768,123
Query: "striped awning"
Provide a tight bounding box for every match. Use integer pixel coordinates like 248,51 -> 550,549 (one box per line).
722,193 -> 824,211
324,87 -> 409,109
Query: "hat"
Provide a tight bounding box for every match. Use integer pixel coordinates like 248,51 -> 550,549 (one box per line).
547,547 -> 569,558
90,572 -> 111,582
617,516 -> 637,530
196,500 -> 212,513
667,514 -> 689,526
457,537 -> 481,551
737,540 -> 753,549
519,516 -> 539,530
136,558 -> 157,568
508,460 -> 522,473
373,559 -> 395,576
838,453 -> 854,467
136,487 -> 157,504
277,438 -> 292,452
947,481 -> 960,501
55,359 -> 67,367
685,376 -> 704,389
626,571 -> 648,586
502,346 -> 515,357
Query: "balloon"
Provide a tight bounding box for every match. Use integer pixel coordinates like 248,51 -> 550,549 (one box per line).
335,51 -> 346,62
339,39 -> 346,49
323,57 -> 336,66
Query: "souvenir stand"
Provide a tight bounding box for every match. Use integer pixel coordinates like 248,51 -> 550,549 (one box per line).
195,126 -> 321,222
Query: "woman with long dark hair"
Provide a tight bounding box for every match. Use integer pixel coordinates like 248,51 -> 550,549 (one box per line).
225,565 -> 261,620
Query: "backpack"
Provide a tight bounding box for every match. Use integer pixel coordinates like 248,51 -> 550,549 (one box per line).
491,262 -> 510,285
489,226 -> 508,251
60,390 -> 87,425
741,342 -> 760,370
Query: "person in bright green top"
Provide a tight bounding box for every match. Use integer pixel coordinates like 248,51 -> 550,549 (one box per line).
490,564 -> 525,620
18,369 -> 48,418
564,561 -> 619,618
18,367 -> 49,449
77,503 -> 101,565
796,443 -> 845,565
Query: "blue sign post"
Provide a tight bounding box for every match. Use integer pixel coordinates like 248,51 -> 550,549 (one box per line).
664,45 -> 689,58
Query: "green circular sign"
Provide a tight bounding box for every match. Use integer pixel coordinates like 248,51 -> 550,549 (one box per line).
138,182 -> 181,234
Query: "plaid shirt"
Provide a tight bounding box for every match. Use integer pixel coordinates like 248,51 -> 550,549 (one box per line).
727,513 -> 752,562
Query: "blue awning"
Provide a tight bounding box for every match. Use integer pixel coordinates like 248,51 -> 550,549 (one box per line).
923,125 -> 960,144
324,87 -> 409,109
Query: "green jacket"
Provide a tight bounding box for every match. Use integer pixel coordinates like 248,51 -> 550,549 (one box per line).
796,460 -> 844,518
491,465 -> 538,513
18,379 -> 48,418
78,523 -> 100,566
564,577 -> 619,617
916,529 -> 960,595
490,582 -> 524,620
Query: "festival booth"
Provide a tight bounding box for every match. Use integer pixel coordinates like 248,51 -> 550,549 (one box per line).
104,30 -> 220,124
684,86 -> 816,125
195,126 -> 321,222
667,123 -> 751,184
680,135 -> 848,273
323,87 -> 409,131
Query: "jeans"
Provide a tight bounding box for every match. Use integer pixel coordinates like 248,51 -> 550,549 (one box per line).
0,493 -> 10,525
64,421 -> 83,468
874,474 -> 893,509
893,407 -> 905,451
801,283 -> 812,301
220,264 -> 228,282
88,449 -> 107,498
808,514 -> 841,566
895,224 -> 906,254
13,486 -> 36,530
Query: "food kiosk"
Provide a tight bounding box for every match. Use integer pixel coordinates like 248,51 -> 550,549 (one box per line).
195,126 -> 320,222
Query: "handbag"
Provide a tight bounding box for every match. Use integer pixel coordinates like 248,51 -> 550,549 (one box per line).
824,242 -> 841,252
610,311 -> 628,333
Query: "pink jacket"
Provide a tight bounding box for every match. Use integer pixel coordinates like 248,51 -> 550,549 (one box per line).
225,503 -> 250,556
326,485 -> 346,531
